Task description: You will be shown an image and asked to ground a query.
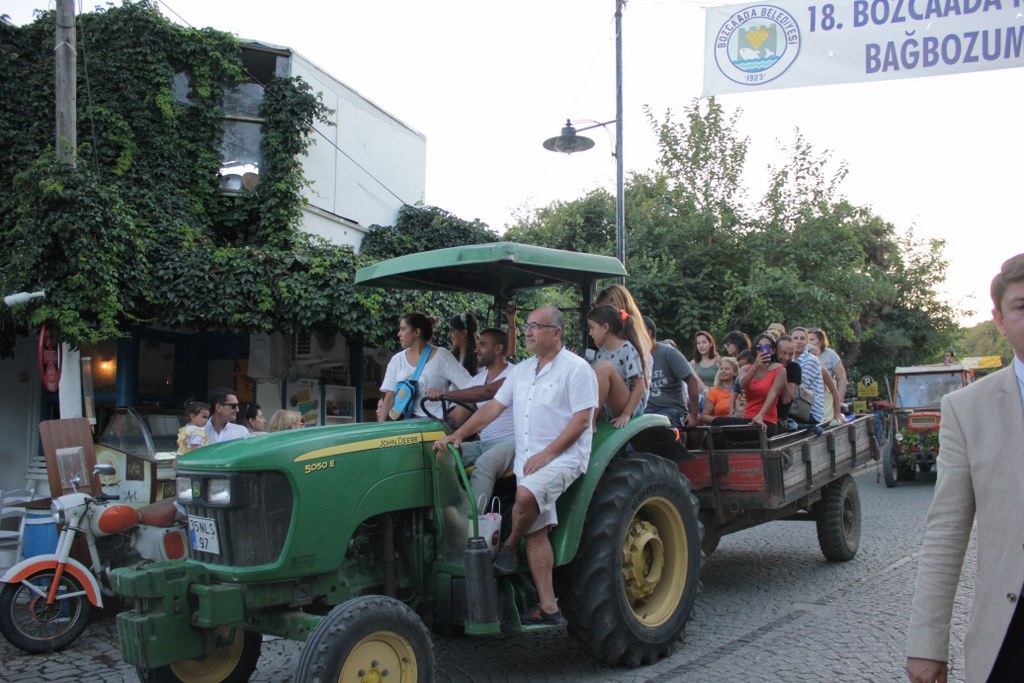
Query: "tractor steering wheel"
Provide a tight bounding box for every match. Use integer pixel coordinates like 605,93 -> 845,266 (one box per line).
420,395 -> 477,424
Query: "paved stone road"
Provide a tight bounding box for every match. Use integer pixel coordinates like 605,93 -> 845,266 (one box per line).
0,465 -> 972,682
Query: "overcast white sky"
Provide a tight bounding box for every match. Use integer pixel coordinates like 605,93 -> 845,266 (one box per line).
6,0 -> 1018,326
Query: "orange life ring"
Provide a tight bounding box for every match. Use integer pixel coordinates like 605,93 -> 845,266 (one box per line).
38,322 -> 62,393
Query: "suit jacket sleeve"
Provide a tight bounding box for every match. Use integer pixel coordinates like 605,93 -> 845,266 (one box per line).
906,393 -> 976,662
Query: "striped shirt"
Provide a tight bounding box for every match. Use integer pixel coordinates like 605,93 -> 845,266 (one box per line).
795,350 -> 825,422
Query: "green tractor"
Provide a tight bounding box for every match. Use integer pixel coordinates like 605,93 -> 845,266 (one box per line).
112,243 -> 703,681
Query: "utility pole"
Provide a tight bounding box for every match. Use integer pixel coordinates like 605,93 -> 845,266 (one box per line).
615,0 -> 625,282
54,0 -> 84,418
55,0 -> 76,166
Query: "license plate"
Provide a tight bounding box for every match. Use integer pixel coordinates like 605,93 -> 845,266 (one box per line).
188,515 -> 221,555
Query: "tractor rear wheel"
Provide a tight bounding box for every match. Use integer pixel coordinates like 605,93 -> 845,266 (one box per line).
557,453 -> 702,666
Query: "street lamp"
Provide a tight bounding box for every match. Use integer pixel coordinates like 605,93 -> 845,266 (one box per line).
543,1 -> 625,274
3,289 -> 46,308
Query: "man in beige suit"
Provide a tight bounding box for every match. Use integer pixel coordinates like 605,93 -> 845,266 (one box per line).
907,253 -> 1024,683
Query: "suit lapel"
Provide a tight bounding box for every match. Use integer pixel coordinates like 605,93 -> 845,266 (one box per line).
992,367 -> 1024,494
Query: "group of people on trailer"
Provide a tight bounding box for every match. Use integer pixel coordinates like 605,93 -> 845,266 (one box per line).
689,324 -> 849,438
373,284 -> 849,626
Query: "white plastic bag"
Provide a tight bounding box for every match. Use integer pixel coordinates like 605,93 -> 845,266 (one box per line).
476,495 -> 502,557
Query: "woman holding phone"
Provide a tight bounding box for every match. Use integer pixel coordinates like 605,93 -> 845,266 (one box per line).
717,333 -> 787,436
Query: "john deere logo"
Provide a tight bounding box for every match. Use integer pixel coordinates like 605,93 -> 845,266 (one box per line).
714,5 -> 801,87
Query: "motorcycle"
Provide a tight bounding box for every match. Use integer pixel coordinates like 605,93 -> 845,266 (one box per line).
0,463 -> 186,653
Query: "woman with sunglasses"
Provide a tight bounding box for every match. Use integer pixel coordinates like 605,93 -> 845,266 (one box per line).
712,333 -> 787,436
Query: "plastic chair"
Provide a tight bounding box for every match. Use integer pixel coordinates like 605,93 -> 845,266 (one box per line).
0,490 -> 28,570
23,454 -> 50,499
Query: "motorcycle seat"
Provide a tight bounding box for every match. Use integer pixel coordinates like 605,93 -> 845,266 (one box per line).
139,497 -> 179,527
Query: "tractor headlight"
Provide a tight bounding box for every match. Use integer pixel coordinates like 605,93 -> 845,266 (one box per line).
176,476 -> 193,502
208,478 -> 232,505
51,499 -> 66,526
894,432 -> 904,442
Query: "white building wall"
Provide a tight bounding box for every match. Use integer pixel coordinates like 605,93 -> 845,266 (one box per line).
0,337 -> 41,493
288,50 -> 426,250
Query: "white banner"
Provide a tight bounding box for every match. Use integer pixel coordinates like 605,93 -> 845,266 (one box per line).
702,0 -> 1024,95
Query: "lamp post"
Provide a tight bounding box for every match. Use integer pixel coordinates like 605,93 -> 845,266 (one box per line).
543,1 -> 626,275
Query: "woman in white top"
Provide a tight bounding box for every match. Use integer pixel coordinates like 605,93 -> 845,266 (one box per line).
377,311 -> 473,421
808,326 -> 847,417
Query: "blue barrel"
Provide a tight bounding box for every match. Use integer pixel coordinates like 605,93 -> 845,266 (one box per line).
22,511 -> 59,559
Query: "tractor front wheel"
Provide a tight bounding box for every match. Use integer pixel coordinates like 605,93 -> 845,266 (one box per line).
296,595 -> 433,683
138,627 -> 262,683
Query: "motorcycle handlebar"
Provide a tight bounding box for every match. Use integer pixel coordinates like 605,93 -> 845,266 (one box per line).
89,492 -> 121,503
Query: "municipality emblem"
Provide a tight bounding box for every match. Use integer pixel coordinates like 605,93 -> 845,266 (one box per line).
714,5 -> 801,87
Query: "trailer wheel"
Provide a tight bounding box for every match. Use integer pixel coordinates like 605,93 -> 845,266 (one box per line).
296,595 -> 433,683
556,453 -> 702,666
816,474 -> 861,562
881,442 -> 898,488
138,627 -> 261,683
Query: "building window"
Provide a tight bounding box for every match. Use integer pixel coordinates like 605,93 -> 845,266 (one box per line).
172,72 -> 191,105
218,47 -> 289,194
219,118 -> 264,192
137,338 -> 176,398
82,339 -> 118,394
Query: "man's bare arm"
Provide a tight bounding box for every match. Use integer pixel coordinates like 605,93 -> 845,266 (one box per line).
425,378 -> 506,403
684,375 -> 701,428
433,399 -> 506,451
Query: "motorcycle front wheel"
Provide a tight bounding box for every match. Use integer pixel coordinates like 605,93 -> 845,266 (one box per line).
0,569 -> 93,653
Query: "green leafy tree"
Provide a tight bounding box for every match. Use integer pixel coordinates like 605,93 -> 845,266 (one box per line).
361,204 -> 497,259
507,98 -> 960,378
959,321 -> 1013,365
504,190 -> 616,256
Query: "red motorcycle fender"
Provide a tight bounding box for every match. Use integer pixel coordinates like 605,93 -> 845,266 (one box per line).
0,555 -> 104,608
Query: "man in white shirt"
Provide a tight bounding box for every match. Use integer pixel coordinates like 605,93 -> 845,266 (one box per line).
203,388 -> 249,444
435,307 -> 598,625
427,328 -> 516,503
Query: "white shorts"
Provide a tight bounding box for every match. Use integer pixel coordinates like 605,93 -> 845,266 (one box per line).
518,466 -> 580,534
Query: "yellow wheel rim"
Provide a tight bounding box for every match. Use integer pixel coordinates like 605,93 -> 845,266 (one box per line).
339,630 -> 418,683
169,626 -> 246,682
621,495 -> 689,627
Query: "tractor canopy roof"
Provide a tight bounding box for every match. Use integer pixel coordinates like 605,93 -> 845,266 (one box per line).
354,242 -> 626,297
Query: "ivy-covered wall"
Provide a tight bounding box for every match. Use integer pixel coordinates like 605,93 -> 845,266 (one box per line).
0,2 -> 495,356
